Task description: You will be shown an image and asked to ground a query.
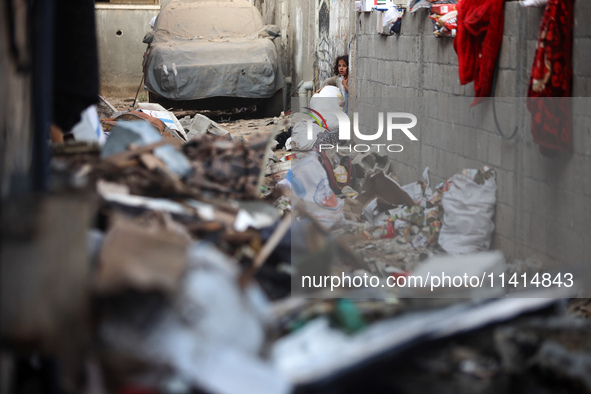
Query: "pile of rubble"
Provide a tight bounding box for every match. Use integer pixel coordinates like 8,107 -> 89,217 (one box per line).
3,98 -> 589,394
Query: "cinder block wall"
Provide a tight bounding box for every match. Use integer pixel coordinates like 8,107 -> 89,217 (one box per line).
352,2 -> 591,267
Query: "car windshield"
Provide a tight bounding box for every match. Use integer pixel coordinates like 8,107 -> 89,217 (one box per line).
156,2 -> 264,38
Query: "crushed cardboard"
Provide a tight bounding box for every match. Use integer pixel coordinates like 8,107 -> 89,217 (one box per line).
95,212 -> 190,294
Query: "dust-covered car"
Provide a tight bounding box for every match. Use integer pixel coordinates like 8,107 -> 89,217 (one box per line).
142,0 -> 284,112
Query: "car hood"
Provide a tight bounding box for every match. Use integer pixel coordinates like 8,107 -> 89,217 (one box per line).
144,37 -> 283,100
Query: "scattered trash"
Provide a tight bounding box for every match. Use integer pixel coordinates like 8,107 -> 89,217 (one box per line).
101,120 -> 192,178
183,132 -> 273,199
495,316 -> 591,391
361,171 -> 414,205
70,105 -> 107,145
291,152 -> 345,228
10,101 -> 584,394
102,109 -> 186,146
429,3 -> 457,38
137,102 -> 188,142
351,151 -> 391,178
271,295 -> 568,386
95,211 -> 190,294
269,161 -> 292,183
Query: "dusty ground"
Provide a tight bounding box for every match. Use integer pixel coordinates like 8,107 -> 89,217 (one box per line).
217,117 -> 285,140
105,96 -> 287,142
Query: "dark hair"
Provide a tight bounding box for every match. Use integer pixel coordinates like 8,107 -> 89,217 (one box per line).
333,55 -> 349,77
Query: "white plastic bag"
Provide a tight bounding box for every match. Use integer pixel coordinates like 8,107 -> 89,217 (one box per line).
291,153 -> 344,228
291,86 -> 343,151
309,85 -> 344,131
382,7 -> 400,35
438,174 -> 497,254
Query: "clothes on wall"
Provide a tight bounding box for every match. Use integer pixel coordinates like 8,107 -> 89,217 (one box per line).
526,0 -> 575,155
453,0 -> 505,105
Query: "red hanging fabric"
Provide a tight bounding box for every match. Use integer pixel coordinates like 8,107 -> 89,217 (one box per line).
526,0 -> 575,155
454,0 -> 505,105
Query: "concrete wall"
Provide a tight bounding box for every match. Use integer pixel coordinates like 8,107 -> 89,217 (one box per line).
287,0 -> 317,90
96,4 -> 162,97
285,0 -> 353,96
353,2 -> 591,268
315,0 -> 351,84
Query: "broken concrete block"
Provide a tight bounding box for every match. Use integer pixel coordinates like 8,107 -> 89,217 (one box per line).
97,95 -> 117,119
187,114 -> 231,140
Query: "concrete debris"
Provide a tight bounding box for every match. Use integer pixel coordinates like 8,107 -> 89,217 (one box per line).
101,120 -> 192,178
4,108 -> 587,394
102,110 -> 186,146
183,133 -> 272,199
185,113 -> 234,140
97,95 -> 117,119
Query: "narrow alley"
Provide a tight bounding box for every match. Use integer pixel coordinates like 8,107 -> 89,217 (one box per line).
1,0 -> 591,393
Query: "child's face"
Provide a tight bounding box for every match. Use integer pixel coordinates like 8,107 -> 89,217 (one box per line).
338,60 -> 348,77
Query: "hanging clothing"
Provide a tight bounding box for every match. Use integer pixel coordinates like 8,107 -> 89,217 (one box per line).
453,0 -> 505,105
526,0 -> 575,155
336,75 -> 349,115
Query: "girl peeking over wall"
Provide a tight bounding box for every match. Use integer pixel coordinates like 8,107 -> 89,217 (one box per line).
318,54 -> 349,114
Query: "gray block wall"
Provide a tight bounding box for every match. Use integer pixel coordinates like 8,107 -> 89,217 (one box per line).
352,2 -> 591,268
96,5 -> 161,97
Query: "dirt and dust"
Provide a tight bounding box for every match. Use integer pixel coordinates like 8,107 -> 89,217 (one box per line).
106,96 -> 286,142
